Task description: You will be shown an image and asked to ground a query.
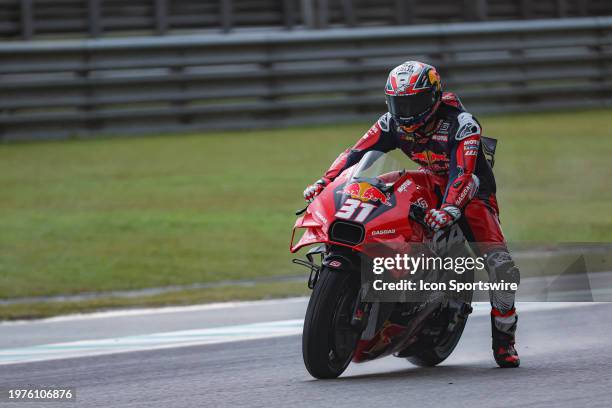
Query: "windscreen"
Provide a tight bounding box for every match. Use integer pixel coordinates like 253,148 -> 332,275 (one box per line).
346,150 -> 412,185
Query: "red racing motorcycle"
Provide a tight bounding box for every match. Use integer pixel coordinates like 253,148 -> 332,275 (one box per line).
291,150 -> 474,379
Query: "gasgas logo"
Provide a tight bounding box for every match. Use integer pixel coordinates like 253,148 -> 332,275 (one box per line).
338,182 -> 392,207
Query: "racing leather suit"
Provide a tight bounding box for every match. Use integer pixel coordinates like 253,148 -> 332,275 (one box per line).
320,92 -> 520,338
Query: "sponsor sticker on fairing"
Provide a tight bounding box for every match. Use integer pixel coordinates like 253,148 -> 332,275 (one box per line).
371,229 -> 396,236
337,182 -> 392,207
397,179 -> 413,193
314,210 -> 328,224
415,197 -> 429,209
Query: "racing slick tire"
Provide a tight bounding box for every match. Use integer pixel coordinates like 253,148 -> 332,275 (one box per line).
407,267 -> 474,367
302,266 -> 361,379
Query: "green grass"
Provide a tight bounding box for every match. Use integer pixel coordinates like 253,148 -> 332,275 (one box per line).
1,109 -> 612,302
487,111 -> 612,241
0,282 -> 310,321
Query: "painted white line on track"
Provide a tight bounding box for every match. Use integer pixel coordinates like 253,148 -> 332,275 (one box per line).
0,302 -> 600,366
0,319 -> 304,366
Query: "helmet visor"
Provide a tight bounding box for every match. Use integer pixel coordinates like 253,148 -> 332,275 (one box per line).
386,91 -> 437,121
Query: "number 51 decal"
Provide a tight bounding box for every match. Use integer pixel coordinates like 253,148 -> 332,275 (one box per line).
335,198 -> 376,222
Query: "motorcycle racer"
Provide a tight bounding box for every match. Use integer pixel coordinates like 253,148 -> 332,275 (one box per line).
303,61 -> 520,368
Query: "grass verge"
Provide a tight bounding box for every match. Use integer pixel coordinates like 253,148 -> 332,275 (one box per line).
1,109 -> 611,313
0,281 -> 310,320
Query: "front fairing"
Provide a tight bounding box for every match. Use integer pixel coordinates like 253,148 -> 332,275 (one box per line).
290,151 -> 438,253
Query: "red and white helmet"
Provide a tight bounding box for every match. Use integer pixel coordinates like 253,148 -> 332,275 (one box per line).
385,61 -> 442,130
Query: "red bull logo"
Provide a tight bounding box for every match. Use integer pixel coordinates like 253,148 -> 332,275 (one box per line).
338,182 -> 392,206
411,151 -> 448,163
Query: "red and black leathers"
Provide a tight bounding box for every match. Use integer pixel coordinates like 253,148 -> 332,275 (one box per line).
322,92 -> 493,211
321,92 -> 510,261
317,91 -> 520,366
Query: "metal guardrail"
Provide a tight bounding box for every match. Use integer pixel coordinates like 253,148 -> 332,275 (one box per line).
1,17 -> 612,141
2,0 -> 611,40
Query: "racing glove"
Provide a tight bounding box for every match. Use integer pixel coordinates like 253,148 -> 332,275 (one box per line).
425,205 -> 461,232
303,179 -> 327,203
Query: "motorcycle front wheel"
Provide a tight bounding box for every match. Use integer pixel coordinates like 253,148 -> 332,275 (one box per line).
302,266 -> 361,379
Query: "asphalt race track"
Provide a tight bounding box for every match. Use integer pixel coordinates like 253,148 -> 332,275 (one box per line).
0,299 -> 611,408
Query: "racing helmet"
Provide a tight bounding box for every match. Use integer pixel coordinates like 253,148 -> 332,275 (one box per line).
384,61 -> 442,131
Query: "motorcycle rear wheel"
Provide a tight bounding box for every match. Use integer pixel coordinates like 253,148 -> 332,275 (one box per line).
407,269 -> 474,367
406,309 -> 469,367
302,266 -> 360,379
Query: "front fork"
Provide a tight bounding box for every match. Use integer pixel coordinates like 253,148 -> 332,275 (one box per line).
350,287 -> 371,332
293,245 -> 370,328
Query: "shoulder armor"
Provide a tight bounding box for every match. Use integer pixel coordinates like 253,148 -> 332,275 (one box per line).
455,112 -> 481,141
377,112 -> 392,132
